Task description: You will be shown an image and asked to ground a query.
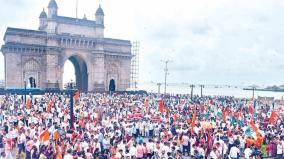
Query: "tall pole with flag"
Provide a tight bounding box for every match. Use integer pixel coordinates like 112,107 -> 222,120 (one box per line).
162,60 -> 172,94
76,0 -> 78,19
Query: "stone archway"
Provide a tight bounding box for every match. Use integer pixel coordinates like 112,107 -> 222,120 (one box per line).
64,55 -> 88,92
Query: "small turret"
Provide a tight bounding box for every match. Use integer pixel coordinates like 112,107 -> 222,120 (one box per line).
48,0 -> 58,18
39,9 -> 47,30
95,5 -> 104,26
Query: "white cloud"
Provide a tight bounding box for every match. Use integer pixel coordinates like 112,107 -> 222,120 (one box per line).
0,0 -> 284,86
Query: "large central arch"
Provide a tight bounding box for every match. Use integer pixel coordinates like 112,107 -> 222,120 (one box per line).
65,55 -> 88,92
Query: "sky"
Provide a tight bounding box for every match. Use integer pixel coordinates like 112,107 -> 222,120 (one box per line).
1,0 -> 284,87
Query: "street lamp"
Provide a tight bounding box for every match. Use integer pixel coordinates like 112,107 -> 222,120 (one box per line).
200,85 -> 204,97
190,84 -> 195,100
24,80 -> 27,104
66,80 -> 77,128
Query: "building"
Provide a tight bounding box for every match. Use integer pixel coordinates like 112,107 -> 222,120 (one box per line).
1,0 -> 132,92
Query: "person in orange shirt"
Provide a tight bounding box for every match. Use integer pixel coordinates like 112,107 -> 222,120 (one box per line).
55,142 -> 63,159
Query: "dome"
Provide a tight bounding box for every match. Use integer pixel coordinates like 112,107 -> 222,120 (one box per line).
39,9 -> 47,18
95,5 -> 104,16
48,0 -> 58,9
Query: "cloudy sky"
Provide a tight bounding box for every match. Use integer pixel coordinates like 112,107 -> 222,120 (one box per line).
0,0 -> 284,87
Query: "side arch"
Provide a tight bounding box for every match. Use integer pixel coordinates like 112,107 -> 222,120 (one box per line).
23,59 -> 41,88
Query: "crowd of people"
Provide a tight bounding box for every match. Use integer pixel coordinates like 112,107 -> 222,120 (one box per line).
0,92 -> 282,159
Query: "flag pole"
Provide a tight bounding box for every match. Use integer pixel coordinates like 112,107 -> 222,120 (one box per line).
76,0 -> 78,19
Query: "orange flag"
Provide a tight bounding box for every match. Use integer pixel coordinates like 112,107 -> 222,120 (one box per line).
74,90 -> 80,100
47,100 -> 53,113
246,138 -> 255,146
269,111 -> 277,125
173,114 -> 177,123
250,120 -> 258,133
191,111 -> 196,133
26,98 -> 31,109
159,100 -> 164,113
54,131 -> 60,141
39,129 -> 50,142
250,120 -> 262,145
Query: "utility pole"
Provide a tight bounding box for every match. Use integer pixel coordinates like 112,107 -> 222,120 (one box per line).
162,60 -> 171,94
200,85 -> 204,97
24,81 -> 27,104
76,0 -> 79,19
157,83 -> 162,94
190,84 -> 195,100
251,86 -> 256,100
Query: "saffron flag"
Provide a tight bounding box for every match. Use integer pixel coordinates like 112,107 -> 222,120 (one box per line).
173,114 -> 177,123
191,111 -> 196,133
39,129 -> 50,142
47,100 -> 53,113
74,90 -> 80,100
54,131 -> 60,141
269,111 -> 277,125
250,120 -> 262,145
250,120 -> 258,133
159,100 -> 164,113
26,98 -> 31,109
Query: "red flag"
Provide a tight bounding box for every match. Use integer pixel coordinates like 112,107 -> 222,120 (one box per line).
269,111 -> 277,125
39,129 -> 50,142
237,108 -> 243,120
248,105 -> 254,115
178,104 -> 182,112
26,98 -> 31,109
159,100 -> 164,113
191,111 -> 196,133
222,110 -> 226,121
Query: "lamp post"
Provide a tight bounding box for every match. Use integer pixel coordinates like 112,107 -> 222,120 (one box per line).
190,84 -> 195,100
66,80 -> 76,128
157,83 -> 162,94
24,80 -> 27,104
200,85 -> 204,97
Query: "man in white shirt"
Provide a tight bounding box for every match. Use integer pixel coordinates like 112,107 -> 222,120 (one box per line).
229,144 -> 240,159
276,141 -> 283,159
182,134 -> 190,156
244,146 -> 252,159
146,139 -> 155,158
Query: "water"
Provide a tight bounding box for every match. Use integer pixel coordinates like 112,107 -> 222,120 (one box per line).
138,83 -> 284,99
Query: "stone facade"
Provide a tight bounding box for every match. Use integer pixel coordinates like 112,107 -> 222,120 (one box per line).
1,0 -> 132,92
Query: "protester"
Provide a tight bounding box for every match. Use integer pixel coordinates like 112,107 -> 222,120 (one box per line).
0,92 -> 282,159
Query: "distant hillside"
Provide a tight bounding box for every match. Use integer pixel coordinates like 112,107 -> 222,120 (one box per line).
244,85 -> 284,92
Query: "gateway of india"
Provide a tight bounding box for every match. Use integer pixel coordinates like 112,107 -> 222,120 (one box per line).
1,0 -> 132,92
